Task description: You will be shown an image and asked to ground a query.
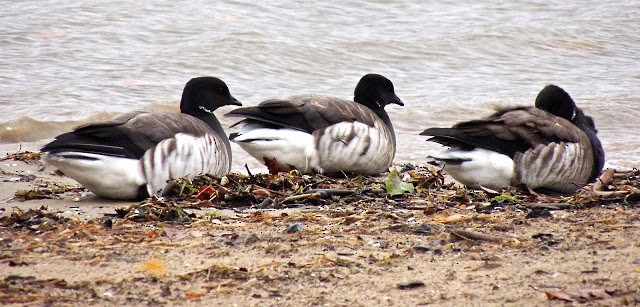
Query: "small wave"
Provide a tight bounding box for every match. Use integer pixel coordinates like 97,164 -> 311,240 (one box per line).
0,112 -> 118,143
0,102 -> 233,144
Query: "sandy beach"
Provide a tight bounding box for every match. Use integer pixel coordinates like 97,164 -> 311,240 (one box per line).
1,146 -> 639,306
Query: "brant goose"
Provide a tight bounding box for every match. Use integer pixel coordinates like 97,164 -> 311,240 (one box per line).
535,84 -> 605,181
41,76 -> 241,200
225,74 -> 404,175
421,85 -> 604,194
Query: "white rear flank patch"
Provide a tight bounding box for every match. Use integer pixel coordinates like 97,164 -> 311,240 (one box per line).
44,132 -> 229,199
233,121 -> 394,174
232,128 -> 317,172
42,152 -> 144,200
430,148 -> 515,190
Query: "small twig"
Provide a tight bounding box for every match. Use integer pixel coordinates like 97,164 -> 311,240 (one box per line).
449,229 -> 505,243
255,197 -> 274,209
591,190 -> 629,198
244,164 -> 253,177
593,169 -> 615,192
405,205 -> 429,210
282,192 -> 324,203
522,203 -> 572,210
574,218 -> 616,225
305,188 -> 355,196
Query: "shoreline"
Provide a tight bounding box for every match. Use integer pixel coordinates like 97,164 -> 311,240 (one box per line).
1,151 -> 639,305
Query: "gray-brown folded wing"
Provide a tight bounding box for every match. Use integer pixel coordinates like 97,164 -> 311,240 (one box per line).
227,95 -> 379,133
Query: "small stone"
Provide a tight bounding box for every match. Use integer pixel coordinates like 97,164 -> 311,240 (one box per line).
103,219 -> 113,229
245,233 -> 260,245
397,280 -> 425,290
526,209 -> 553,219
539,245 -> 550,251
412,244 -> 432,253
413,223 -> 433,234
284,223 -> 303,233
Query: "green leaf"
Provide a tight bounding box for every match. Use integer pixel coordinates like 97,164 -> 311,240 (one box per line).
491,193 -> 521,204
385,169 -> 415,196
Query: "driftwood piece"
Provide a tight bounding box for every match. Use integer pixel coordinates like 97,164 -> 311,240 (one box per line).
449,229 -> 505,243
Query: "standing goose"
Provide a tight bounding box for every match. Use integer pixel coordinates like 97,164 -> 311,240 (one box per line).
225,73 -> 404,175
420,86 -> 603,194
41,76 -> 241,200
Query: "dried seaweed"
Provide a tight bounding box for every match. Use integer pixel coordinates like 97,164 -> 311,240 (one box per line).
0,151 -> 41,163
115,198 -> 196,223
14,183 -> 84,201
0,206 -> 72,230
143,165 -> 445,211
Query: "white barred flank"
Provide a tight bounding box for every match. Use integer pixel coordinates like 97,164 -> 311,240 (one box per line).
232,121 -> 395,175
515,142 -> 593,193
141,133 -> 230,196
314,121 -> 394,174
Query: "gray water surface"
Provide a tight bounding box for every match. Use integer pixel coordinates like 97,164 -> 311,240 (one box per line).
1,0 -> 638,168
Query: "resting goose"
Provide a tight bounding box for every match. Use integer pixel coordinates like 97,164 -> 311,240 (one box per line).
41,76 -> 241,200
225,73 -> 404,175
421,85 -> 604,194
534,84 -> 605,181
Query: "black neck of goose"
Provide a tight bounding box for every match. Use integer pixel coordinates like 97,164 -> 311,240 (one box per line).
371,106 -> 397,147
184,106 -> 233,159
572,108 -> 605,181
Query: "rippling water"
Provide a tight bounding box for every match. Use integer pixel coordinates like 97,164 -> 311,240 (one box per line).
1,0 -> 639,170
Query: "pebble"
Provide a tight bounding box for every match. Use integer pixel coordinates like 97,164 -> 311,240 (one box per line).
284,223 -> 303,233
413,223 -> 434,234
413,240 -> 444,253
412,244 -> 432,253
526,209 -> 553,219
397,280 -> 425,290
245,233 -> 260,245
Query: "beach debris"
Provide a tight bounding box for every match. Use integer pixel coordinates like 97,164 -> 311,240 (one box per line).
385,168 -> 415,196
396,280 -> 426,290
115,198 -> 195,223
541,287 -> 614,303
132,165 -> 443,211
1,154 -> 639,305
0,151 -> 41,163
0,206 -> 72,229
525,208 -> 553,219
284,223 -> 303,233
137,259 -> 167,277
449,229 -> 506,244
13,183 -> 84,201
573,169 -> 640,204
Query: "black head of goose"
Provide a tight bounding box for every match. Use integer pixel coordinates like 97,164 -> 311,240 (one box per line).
225,73 -> 404,175
535,84 -> 605,181
420,87 -> 603,194
41,76 -> 241,200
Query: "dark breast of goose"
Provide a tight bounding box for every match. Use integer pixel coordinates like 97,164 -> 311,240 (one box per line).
140,131 -> 230,196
